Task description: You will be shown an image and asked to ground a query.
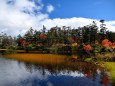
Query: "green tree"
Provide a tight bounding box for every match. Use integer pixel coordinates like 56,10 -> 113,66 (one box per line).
99,20 -> 107,40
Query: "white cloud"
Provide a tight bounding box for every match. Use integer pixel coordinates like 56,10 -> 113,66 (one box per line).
0,0 -> 115,37
39,18 -> 115,33
105,21 -> 115,31
46,4 -> 54,13
0,0 -> 47,36
40,17 -> 94,29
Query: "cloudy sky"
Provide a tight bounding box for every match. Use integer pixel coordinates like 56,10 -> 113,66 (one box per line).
0,0 -> 115,36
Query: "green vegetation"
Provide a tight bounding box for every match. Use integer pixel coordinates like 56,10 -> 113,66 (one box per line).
104,62 -> 115,84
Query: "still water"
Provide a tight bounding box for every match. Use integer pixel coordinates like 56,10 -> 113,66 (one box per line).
0,55 -> 112,86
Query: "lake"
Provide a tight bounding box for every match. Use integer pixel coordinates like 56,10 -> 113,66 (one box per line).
0,54 -> 112,86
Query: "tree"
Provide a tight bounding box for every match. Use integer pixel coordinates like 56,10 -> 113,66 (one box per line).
90,21 -> 98,43
106,31 -> 115,42
100,20 -> 107,40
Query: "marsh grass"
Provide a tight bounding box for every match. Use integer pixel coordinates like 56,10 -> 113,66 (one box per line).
3,54 -> 104,71
4,54 -> 66,65
104,62 -> 115,84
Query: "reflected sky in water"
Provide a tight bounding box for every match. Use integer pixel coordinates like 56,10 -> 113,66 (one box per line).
0,55 -> 112,86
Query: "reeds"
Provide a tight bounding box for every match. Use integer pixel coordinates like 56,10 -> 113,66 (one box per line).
3,54 -> 104,71
4,54 -> 66,65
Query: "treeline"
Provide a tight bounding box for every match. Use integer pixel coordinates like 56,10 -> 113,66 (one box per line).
0,33 -> 17,49
0,20 -> 115,56
16,20 -> 115,47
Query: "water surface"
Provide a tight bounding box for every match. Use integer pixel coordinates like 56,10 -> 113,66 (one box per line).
0,55 -> 112,86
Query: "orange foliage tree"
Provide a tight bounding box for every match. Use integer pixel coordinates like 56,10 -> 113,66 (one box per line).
84,44 -> 92,51
102,39 -> 114,47
102,39 -> 109,47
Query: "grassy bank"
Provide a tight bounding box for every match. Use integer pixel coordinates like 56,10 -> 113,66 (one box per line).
103,62 -> 115,84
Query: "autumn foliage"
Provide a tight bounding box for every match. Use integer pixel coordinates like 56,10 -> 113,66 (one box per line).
84,44 -> 92,51
102,39 -> 115,48
102,39 -> 109,47
40,33 -> 46,40
20,38 -> 28,46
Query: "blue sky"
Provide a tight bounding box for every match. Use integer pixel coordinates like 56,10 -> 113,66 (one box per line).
0,0 -> 115,36
44,0 -> 115,20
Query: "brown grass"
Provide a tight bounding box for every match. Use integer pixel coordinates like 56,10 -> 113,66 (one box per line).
4,54 -> 66,65
3,54 -> 104,71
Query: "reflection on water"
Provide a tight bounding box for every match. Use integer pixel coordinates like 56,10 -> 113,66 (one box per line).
0,55 -> 112,86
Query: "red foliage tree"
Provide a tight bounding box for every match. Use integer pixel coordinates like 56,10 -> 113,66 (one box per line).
40,33 -> 46,40
84,44 -> 92,51
19,38 -> 24,43
19,38 -> 28,46
22,40 -> 28,46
